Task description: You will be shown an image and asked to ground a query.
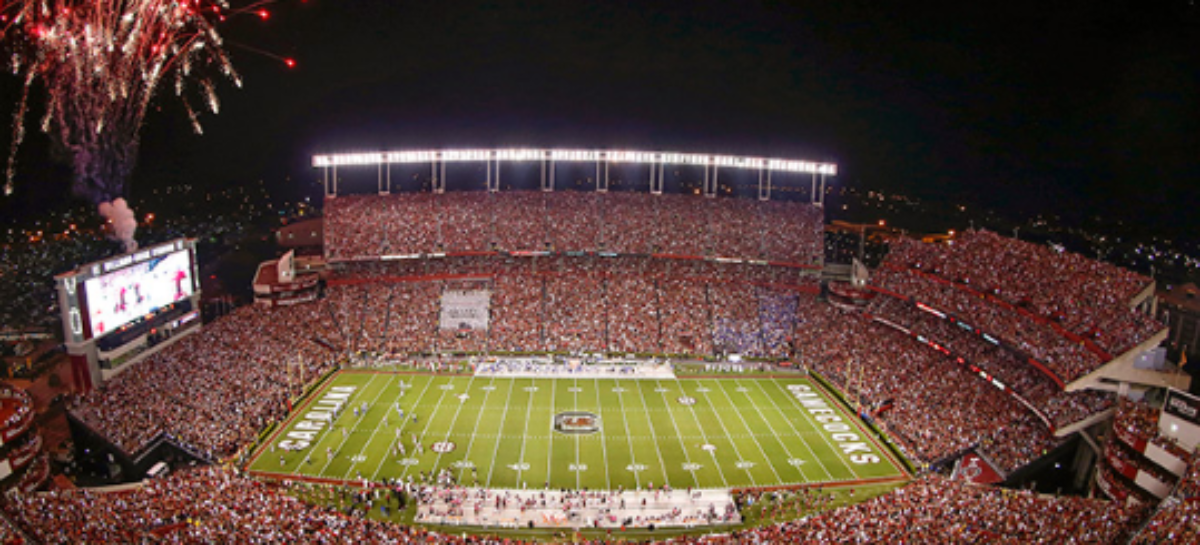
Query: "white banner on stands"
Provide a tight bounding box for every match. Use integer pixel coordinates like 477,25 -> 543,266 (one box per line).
439,289 -> 491,331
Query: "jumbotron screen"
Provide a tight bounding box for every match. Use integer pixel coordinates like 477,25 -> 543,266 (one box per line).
83,250 -> 194,338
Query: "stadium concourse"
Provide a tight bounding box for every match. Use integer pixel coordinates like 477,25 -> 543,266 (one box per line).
7,189 -> 1183,541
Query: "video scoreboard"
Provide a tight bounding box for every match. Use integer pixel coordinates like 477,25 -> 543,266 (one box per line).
55,238 -> 202,390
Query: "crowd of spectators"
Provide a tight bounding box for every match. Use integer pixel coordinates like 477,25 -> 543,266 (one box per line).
1133,450 -> 1200,543
1105,440 -> 1179,495
0,513 -> 24,544
1113,397 -> 1192,460
2,467 -> 515,544
0,386 -> 34,437
327,256 -> 815,358
665,475 -> 1147,544
70,255 -> 820,458
865,294 -> 1113,429
71,235 -> 1150,484
71,304 -> 343,458
873,265 -> 1105,383
324,191 -> 824,265
1096,462 -> 1148,506
0,467 -> 1154,543
878,230 -> 1163,383
791,300 -> 1061,473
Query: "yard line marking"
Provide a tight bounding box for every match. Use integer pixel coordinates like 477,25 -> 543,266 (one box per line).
593,378 -> 611,490
677,381 -> 729,488
428,375 -> 479,477
340,373 -> 402,480
713,378 -> 783,484
573,378 -> 581,490
485,378 -> 518,487
453,376 -> 497,484
296,373 -> 380,476
767,379 -> 858,479
546,376 -> 557,485
398,375 -> 456,482
750,379 -> 834,480
693,379 -> 756,487
366,378 -> 421,482
654,379 -> 700,489
613,378 -> 642,489
732,378 -> 812,481
629,379 -> 670,488
309,373 -> 382,476
515,378 -> 538,488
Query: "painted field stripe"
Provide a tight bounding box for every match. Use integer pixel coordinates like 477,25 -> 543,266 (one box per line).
515,378 -> 537,487
397,375 -> 451,481
753,379 -> 835,480
572,378 -> 581,490
677,381 -> 729,488
613,378 -> 642,489
693,379 -> 757,487
312,373 -> 383,476
485,378 -> 518,487
713,378 -> 783,483
768,379 -> 861,479
546,376 -> 557,485
593,378 -> 611,490
428,375 -> 478,476
339,373 -> 402,480
628,379 -> 671,488
732,377 -> 812,482
454,376 -> 497,484
654,379 -> 701,488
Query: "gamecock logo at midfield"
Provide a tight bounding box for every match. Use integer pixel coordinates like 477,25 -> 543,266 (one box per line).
554,411 -> 601,435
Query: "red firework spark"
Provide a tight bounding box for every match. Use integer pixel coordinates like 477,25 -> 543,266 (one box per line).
0,0 -> 285,199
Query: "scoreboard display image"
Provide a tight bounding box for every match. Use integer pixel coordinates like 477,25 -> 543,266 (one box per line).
83,250 -> 194,338
56,239 -> 199,343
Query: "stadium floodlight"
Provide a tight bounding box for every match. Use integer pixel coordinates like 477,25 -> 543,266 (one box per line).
313,148 -> 838,176
549,149 -> 601,162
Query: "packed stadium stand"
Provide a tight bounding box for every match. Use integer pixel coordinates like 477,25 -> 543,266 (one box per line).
0,467 -> 1156,543
0,385 -> 49,495
875,230 -> 1165,387
323,191 -> 825,265
16,182 -> 1193,543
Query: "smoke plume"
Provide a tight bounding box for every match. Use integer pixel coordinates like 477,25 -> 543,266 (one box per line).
98,198 -> 138,253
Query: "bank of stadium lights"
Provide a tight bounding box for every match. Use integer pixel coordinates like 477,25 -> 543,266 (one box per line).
312,148 -> 837,176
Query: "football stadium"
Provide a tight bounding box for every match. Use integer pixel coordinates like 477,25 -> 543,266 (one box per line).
0,147 -> 1196,543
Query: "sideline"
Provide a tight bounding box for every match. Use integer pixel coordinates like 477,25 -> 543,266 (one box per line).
806,372 -> 915,477
244,371 -> 342,470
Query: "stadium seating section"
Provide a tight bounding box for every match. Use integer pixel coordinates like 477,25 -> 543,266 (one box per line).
43,194 -> 1178,542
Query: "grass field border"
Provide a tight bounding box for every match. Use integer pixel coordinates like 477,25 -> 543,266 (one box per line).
246,369 -> 911,490
807,369 -> 918,475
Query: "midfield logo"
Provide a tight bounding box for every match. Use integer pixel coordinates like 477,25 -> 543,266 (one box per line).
554,411 -> 601,435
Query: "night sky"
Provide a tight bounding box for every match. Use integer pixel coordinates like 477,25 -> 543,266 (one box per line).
3,0 -> 1198,239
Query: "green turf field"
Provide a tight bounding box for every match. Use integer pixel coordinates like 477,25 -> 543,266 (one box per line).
249,371 -> 907,491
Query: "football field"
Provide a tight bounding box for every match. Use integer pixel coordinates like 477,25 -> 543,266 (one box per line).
249,371 -> 908,491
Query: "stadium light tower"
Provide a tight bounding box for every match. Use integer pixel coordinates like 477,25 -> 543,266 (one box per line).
312,148 -> 837,204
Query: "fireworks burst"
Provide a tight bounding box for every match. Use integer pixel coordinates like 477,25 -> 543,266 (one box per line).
1,0 -> 284,249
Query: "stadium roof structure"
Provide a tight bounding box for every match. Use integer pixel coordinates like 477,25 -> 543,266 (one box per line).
312,148 -> 837,204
